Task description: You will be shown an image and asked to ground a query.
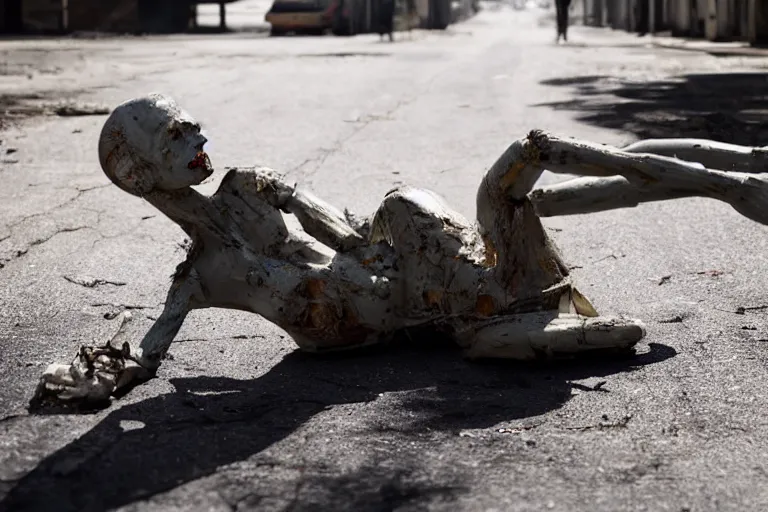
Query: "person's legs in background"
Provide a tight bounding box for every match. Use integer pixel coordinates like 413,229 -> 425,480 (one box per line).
558,0 -> 571,42
554,0 -> 564,42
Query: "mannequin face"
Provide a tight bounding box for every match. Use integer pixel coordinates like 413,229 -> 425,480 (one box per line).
99,94 -> 213,194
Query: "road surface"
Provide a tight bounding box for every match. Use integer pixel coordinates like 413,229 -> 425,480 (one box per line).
1,5 -> 767,511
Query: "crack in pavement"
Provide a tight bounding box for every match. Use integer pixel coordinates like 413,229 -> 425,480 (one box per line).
287,74 -> 444,184
564,414 -> 634,432
175,334 -> 266,343
0,183 -> 110,234
90,302 -> 163,310
29,226 -> 90,248
0,414 -> 22,424
287,56 -> 456,186
88,210 -> 168,252
90,231 -> 166,252
1,205 -> 164,272
290,96 -> 416,181
0,226 -> 93,269
62,276 -> 127,288
0,183 -> 114,269
87,301 -> 166,319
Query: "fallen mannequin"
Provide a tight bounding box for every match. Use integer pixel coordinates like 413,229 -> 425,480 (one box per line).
30,94 -> 768,408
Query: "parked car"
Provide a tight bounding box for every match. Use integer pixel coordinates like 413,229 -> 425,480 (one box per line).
265,0 -> 334,35
264,0 -> 372,36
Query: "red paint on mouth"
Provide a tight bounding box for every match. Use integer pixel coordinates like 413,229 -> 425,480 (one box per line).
188,151 -> 210,170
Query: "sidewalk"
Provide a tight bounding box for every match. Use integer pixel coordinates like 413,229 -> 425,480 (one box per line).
648,35 -> 768,57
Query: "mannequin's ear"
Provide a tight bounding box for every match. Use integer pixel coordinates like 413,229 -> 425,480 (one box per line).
99,120 -> 157,197
112,155 -> 157,196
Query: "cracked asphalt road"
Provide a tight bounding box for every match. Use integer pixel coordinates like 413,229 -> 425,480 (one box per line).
2,5 -> 768,511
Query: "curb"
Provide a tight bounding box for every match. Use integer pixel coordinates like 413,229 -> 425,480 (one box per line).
649,40 -> 768,57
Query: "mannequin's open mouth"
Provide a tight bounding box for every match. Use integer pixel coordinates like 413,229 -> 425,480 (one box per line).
188,151 -> 211,171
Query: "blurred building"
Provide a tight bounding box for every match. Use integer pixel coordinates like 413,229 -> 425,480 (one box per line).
1,0 -> 467,34
0,0 -> 208,34
1,0 -> 24,32
583,0 -> 768,45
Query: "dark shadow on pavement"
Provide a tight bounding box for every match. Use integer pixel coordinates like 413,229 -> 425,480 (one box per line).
2,338 -> 676,512
283,464 -> 470,512
536,73 -> 768,145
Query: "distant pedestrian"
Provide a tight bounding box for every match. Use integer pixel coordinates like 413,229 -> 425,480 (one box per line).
378,0 -> 396,42
405,0 -> 418,38
555,0 -> 571,43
